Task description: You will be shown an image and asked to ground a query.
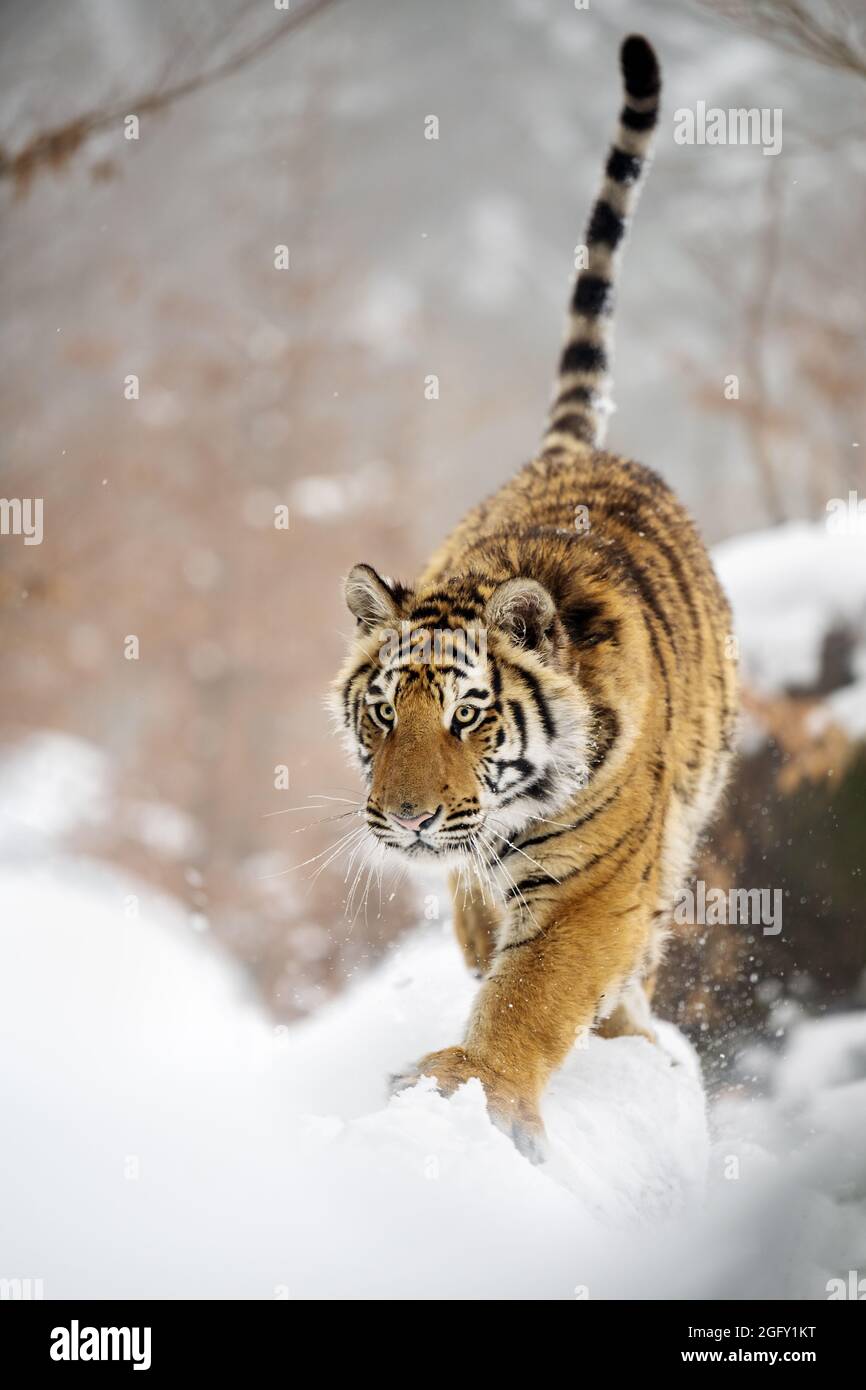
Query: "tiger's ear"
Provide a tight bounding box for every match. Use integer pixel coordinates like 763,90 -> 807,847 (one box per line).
345,564 -> 403,631
485,577 -> 556,652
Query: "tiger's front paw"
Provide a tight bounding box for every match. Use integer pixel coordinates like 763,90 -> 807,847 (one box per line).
390,1045 -> 548,1164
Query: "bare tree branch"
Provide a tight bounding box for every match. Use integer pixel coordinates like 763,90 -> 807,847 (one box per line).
696,0 -> 866,80
0,0 -> 345,193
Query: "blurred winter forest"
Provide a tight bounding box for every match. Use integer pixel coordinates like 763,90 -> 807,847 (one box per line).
1,0 -> 864,1074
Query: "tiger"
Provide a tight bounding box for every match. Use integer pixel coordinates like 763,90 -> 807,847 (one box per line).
330,35 -> 737,1161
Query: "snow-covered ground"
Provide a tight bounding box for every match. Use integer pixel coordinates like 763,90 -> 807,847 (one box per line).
0,852 -> 863,1300
0,519 -> 864,1299
715,521 -> 866,719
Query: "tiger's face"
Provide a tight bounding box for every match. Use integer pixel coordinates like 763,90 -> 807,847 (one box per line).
330,564 -> 593,864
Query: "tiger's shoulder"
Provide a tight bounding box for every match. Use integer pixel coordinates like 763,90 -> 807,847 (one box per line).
423,446 -> 730,632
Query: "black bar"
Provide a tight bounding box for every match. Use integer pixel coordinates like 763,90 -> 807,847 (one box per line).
1,1299 -> 862,1375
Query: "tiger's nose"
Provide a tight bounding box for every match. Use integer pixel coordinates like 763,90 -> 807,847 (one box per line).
391,806 -> 441,833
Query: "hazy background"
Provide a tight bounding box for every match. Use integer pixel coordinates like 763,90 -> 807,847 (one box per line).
1,0 -> 864,1070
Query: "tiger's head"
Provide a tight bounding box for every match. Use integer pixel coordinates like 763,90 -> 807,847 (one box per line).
329,563 -> 593,864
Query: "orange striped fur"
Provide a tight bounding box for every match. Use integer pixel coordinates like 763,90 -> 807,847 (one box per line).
330,36 -> 737,1161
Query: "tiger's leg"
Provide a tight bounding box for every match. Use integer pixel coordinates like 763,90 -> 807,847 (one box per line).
597,911 -> 667,1039
449,871 -> 500,976
396,875 -> 653,1160
595,980 -> 656,1042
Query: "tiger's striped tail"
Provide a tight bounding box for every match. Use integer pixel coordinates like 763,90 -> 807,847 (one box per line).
541,35 -> 661,456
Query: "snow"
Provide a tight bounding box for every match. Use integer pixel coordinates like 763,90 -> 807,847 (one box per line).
289,459 -> 396,521
0,732 -> 108,850
1,516 -> 864,1298
1,851 -> 864,1299
458,196 -> 529,311
0,731 -> 200,862
814,673 -> 866,742
714,521 -> 866,707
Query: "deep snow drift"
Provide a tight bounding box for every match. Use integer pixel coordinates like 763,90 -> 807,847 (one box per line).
1,519 -> 864,1298
1,856 -> 864,1300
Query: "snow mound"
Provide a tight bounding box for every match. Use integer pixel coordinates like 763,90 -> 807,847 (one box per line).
0,858 -> 704,1298
0,858 -> 863,1299
714,521 -> 866,709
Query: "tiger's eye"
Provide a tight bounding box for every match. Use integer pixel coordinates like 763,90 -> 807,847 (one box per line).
378,703 -> 395,721
455,705 -> 476,724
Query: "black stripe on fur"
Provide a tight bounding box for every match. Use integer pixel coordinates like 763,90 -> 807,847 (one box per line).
586,199 -> 625,248
573,274 -> 612,315
547,412 -> 593,442
606,146 -> 642,184
555,382 -> 595,408
620,104 -> 657,132
560,340 -> 607,374
620,35 -> 661,101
